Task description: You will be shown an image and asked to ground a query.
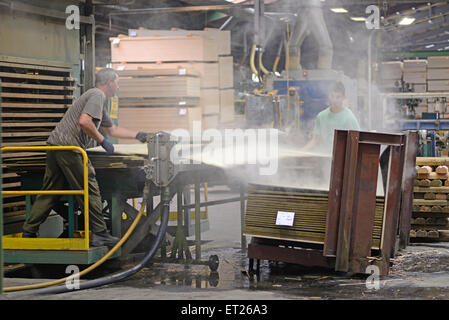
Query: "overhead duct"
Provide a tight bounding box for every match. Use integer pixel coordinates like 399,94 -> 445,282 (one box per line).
288,0 -> 333,70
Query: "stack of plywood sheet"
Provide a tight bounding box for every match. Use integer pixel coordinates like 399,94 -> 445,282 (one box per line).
411,158 -> 449,242
0,55 -> 75,234
111,28 -> 234,134
427,57 -> 449,92
403,60 -> 427,93
379,61 -> 403,90
243,184 -> 385,248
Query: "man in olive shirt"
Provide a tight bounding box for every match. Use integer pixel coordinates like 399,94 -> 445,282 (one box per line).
304,81 -> 360,154
22,68 -> 148,247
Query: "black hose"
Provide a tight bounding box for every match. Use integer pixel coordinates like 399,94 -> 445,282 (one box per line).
20,202 -> 171,296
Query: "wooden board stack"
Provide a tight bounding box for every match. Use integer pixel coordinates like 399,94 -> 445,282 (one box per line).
403,60 -> 427,93
427,56 -> 449,92
379,61 -> 403,91
0,55 -> 75,234
243,184 -> 385,248
110,28 -> 235,142
412,157 -> 449,242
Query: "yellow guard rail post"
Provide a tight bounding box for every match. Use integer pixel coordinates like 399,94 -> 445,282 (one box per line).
1,146 -> 90,250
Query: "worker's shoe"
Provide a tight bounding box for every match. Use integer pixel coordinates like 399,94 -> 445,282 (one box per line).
22,231 -> 37,238
91,230 -> 120,247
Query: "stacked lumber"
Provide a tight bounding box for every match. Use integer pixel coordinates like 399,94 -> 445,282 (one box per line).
412,157 -> 449,241
427,57 -> 449,92
403,59 -> 427,93
0,55 -> 75,234
243,184 -> 385,248
110,28 -> 235,136
379,61 -> 403,91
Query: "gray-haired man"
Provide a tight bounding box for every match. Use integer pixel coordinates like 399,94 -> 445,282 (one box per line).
22,68 -> 148,247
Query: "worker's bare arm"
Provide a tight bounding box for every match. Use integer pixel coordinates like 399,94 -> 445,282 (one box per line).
79,113 -> 104,143
102,125 -> 138,140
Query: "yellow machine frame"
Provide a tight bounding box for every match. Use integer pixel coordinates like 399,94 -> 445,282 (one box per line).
1,146 -> 90,250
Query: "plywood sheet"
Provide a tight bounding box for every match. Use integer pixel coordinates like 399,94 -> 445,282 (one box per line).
218,56 -> 234,89
110,36 -> 219,63
129,28 -> 231,55
117,106 -> 202,143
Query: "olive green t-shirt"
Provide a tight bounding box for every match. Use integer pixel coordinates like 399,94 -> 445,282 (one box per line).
312,107 -> 360,154
47,88 -> 113,150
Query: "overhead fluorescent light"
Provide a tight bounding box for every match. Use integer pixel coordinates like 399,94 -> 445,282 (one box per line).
350,17 -> 366,22
330,8 -> 348,13
398,17 -> 415,25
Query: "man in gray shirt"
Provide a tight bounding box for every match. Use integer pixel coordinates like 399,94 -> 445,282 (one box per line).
22,68 -> 148,247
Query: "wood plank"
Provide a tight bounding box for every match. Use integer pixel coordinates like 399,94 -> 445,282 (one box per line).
416,157 -> 449,166
0,61 -> 72,73
3,201 -> 26,208
1,152 -> 46,158
0,55 -> 73,69
2,173 -> 19,178
0,82 -> 75,91
1,132 -> 51,137
413,199 -> 448,206
1,141 -> 47,147
0,72 -> 74,82
1,103 -> 68,109
114,62 -> 219,88
2,112 -> 64,118
2,182 -> 21,188
1,92 -> 74,100
2,122 -> 58,127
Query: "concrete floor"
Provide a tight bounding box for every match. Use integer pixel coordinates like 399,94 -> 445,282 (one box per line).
2,187 -> 449,300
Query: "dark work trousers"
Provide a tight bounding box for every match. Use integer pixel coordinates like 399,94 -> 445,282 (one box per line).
22,150 -> 107,234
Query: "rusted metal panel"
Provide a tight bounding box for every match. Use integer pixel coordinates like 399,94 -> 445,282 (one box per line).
359,131 -> 405,146
335,131 -> 360,272
399,132 -> 418,249
248,243 -> 335,269
380,144 -> 405,267
348,143 -> 380,273
323,130 -> 347,257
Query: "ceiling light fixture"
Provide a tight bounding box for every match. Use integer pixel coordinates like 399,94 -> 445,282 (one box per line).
330,8 -> 348,13
398,17 -> 415,25
350,17 -> 366,22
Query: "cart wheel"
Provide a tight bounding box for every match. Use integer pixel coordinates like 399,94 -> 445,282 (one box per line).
208,255 -> 219,272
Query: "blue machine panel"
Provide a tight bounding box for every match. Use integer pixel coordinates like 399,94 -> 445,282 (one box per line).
273,80 -> 336,131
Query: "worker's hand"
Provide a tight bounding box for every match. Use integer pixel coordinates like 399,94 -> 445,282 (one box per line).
136,131 -> 149,143
100,138 -> 114,154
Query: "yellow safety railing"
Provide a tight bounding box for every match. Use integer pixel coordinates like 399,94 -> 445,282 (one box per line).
1,146 -> 90,250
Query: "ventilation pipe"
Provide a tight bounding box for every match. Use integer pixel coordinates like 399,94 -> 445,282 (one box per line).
288,0 -> 333,70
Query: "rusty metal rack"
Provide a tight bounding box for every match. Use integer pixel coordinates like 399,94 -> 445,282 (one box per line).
247,130 -> 418,276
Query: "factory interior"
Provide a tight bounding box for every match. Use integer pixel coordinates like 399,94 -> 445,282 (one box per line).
2,0 -> 449,303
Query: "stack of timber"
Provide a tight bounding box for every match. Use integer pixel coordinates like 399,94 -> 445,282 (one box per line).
243,184 -> 385,248
110,28 -> 235,140
0,55 -> 75,234
412,157 -> 449,242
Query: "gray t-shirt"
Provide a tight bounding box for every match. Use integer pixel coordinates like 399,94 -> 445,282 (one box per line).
47,88 -> 113,150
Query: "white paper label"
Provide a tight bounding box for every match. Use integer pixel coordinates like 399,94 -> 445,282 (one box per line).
179,108 -> 187,115
275,211 -> 295,227
178,68 -> 187,75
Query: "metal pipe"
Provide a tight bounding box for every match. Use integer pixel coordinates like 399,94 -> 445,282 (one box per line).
219,16 -> 234,30
107,4 -> 252,16
368,30 -> 374,131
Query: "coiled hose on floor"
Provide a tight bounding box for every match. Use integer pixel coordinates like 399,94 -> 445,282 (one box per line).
4,185 -> 170,295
